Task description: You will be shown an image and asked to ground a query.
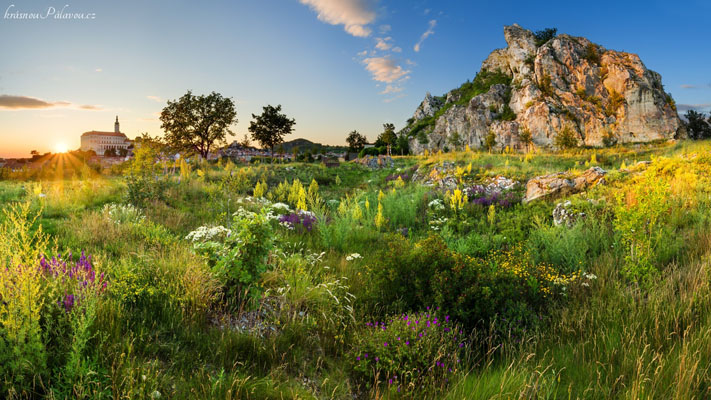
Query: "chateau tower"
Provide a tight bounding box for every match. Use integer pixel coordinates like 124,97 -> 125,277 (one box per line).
114,116 -> 120,133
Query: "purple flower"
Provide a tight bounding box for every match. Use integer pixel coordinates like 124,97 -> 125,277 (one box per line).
383,342 -> 388,347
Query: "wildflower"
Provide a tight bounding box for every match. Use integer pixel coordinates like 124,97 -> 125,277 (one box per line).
346,253 -> 362,261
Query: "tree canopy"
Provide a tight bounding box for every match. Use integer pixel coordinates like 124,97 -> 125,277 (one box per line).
375,123 -> 397,148
346,130 -> 368,152
160,91 -> 237,159
684,110 -> 711,140
248,104 -> 296,159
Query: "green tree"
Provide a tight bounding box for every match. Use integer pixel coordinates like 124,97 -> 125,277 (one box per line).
249,104 -> 296,161
103,148 -> 117,157
160,91 -> 237,159
396,133 -> 410,155
449,131 -> 463,151
554,125 -> 579,149
376,123 -> 397,148
346,130 -> 368,152
519,126 -> 533,152
684,110 -> 711,140
534,28 -> 557,46
484,130 -> 497,153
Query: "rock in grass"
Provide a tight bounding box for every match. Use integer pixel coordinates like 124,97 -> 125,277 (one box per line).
523,167 -> 606,203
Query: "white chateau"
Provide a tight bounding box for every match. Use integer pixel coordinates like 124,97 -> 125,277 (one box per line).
80,116 -> 131,155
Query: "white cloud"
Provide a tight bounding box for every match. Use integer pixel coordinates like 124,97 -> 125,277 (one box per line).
380,85 -> 403,94
147,95 -> 162,103
298,0 -> 377,38
362,57 -> 410,83
391,46 -> 402,53
379,24 -> 391,34
357,50 -> 368,57
414,19 -> 437,52
375,37 -> 392,51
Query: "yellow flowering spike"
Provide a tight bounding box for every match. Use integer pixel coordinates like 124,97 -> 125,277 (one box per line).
378,190 -> 385,202
296,186 -> 307,211
352,204 -> 363,220
620,161 -> 627,170
375,202 -> 385,228
465,144 -> 471,153
395,176 -> 405,188
487,204 -> 496,226
365,198 -> 370,212
467,163 -> 472,174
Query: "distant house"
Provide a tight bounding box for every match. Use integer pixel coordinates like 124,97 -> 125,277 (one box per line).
80,116 -> 132,155
363,143 -> 375,149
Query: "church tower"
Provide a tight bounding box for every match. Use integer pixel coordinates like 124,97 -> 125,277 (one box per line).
114,116 -> 120,133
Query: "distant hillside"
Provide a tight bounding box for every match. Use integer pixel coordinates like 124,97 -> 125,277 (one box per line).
278,138 -> 347,154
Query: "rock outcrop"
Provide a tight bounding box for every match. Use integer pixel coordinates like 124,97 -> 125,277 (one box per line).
523,167 -> 606,203
404,25 -> 684,153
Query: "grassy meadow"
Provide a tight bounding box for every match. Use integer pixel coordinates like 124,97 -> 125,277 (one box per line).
2,140 -> 711,399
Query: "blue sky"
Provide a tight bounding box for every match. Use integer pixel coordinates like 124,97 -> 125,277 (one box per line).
1,0 -> 709,157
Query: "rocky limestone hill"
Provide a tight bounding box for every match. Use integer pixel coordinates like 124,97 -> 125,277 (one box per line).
403,25 -> 684,153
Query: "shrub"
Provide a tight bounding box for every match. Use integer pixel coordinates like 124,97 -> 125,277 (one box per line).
602,127 -> 618,147
348,311 -> 464,395
189,207 -> 275,300
582,42 -> 600,65
534,28 -> 557,47
539,73 -> 554,97
554,125 -> 579,149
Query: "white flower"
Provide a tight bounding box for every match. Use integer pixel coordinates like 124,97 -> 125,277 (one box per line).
271,202 -> 291,212
428,199 -> 445,211
185,225 -> 232,243
346,253 -> 362,261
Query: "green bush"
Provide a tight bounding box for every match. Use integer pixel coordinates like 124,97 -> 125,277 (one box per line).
348,311 -> 464,396
554,125 -> 579,149
189,207 -> 274,301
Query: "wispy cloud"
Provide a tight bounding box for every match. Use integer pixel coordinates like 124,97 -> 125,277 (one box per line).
375,37 -> 392,51
680,83 -> 711,89
414,19 -> 437,52
391,46 -> 402,53
298,0 -> 377,37
146,95 -> 162,103
362,56 -> 410,83
380,84 -> 403,94
95,68 -> 102,72
0,95 -> 102,111
379,24 -> 391,34
383,94 -> 406,103
677,103 -> 711,112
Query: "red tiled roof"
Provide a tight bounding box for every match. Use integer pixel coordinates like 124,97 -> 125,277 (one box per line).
81,131 -> 128,138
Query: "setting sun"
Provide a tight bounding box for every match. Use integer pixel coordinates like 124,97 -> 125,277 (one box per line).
55,143 -> 69,153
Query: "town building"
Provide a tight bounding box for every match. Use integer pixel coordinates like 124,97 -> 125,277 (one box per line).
80,116 -> 131,155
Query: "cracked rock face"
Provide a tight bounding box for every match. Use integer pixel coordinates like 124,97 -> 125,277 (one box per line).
406,24 -> 684,154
